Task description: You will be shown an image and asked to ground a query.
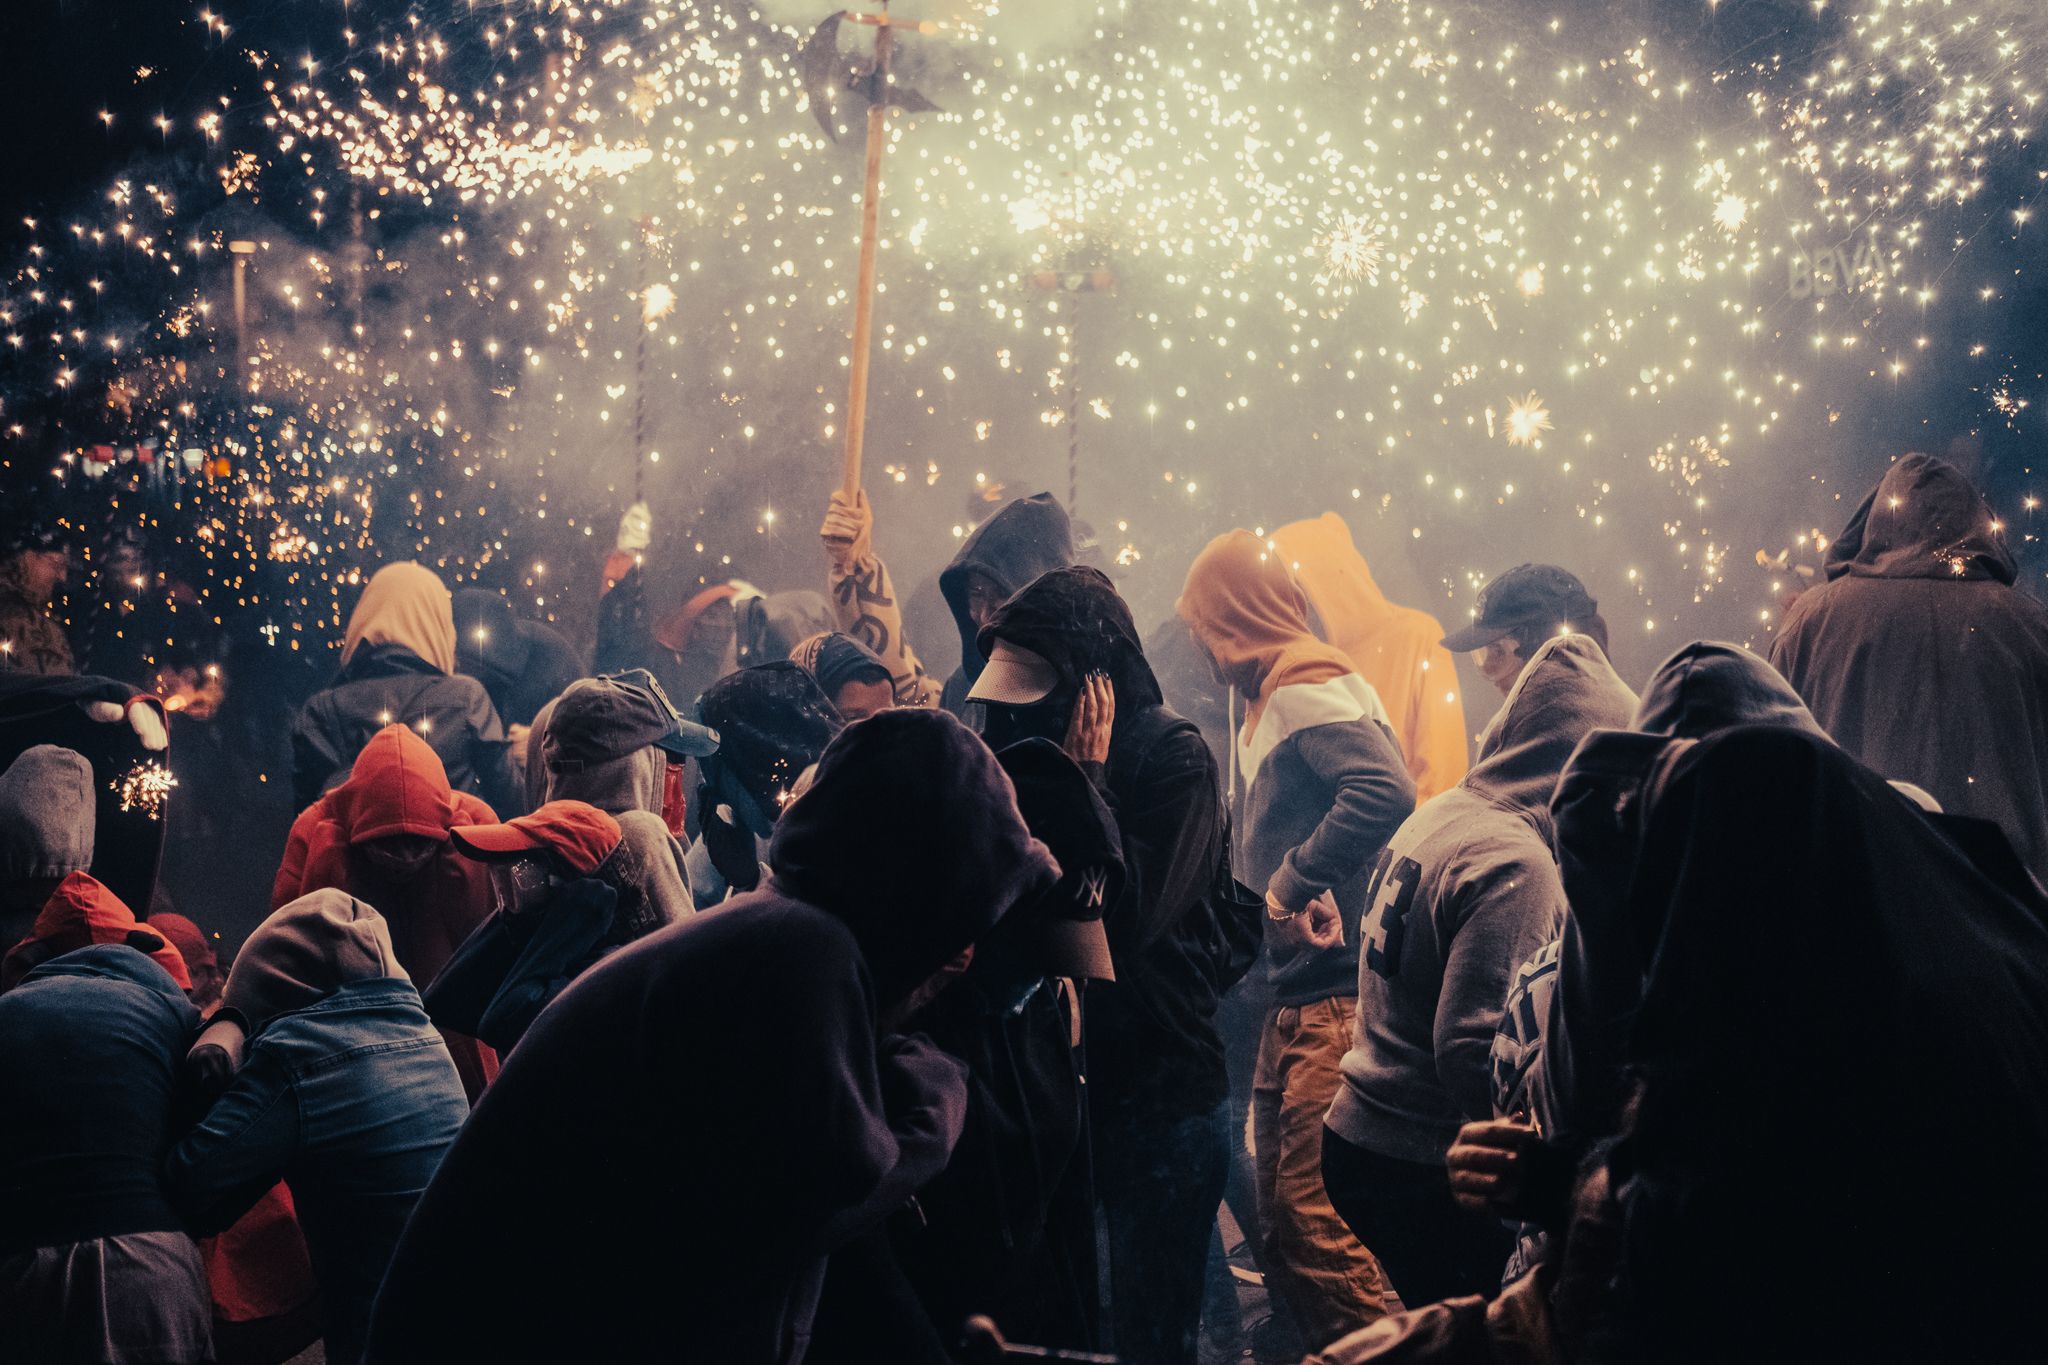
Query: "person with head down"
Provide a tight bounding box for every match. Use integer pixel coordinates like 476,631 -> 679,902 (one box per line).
687,660 -> 844,907
811,736 -> 1124,1357
165,890 -> 470,1365
363,708 -> 1059,1364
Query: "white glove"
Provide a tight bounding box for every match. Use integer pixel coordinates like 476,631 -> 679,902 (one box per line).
84,698 -> 169,751
617,502 -> 653,554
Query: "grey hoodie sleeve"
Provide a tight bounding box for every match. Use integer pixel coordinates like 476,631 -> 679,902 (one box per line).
1433,838 -> 1567,1122
1269,718 -> 1418,910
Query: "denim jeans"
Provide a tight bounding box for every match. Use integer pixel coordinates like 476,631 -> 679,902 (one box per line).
1095,1097 -> 1230,1365
1319,1126 -> 1513,1309
1252,998 -> 1392,1350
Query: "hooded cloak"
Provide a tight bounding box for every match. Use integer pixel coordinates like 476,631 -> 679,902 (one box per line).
1,873 -> 189,993
0,678 -> 172,915
1769,454 -> 2048,883
1535,643 -> 1826,1144
1272,513 -> 1471,802
365,709 -> 1055,1364
295,568 -> 515,812
1610,726 -> 2048,1362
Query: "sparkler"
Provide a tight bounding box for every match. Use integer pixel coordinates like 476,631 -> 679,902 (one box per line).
112,761 -> 178,820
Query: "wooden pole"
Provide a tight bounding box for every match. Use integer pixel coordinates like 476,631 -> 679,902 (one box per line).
840,15 -> 893,499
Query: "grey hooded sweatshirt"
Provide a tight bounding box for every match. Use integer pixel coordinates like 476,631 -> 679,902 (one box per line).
1325,634 -> 1636,1164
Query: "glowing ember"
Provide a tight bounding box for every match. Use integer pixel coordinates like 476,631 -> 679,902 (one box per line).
113,762 -> 178,821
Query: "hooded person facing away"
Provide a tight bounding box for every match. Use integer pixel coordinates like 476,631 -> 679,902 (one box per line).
451,588 -> 585,730
522,669 -> 716,915
424,799 -> 696,1052
166,891 -> 469,1365
0,744 -> 191,995
0,945 -> 213,1365
1272,513 -> 1471,803
273,722 -> 501,1099
364,709 -> 1059,1364
1321,634 -> 1634,1309
938,492 -> 1078,716
1534,642 -> 1834,1148
1303,729 -> 2048,1365
1769,453 -> 2048,886
1180,530 -> 1417,1351
974,564 -> 1260,1365
292,563 -> 519,814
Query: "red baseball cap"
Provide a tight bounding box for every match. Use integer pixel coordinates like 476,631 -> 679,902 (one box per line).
450,800 -> 622,875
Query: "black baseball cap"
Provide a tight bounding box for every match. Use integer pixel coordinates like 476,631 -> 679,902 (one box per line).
1441,564 -> 1599,653
542,669 -> 721,772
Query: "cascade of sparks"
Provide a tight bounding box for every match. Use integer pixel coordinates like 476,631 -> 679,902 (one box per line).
0,0 -> 2043,681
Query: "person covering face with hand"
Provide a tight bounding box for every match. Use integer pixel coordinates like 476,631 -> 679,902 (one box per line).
975,565 -> 1260,1365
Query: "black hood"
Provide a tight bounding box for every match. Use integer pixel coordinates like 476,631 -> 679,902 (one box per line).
696,662 -> 844,820
1612,726 -> 2048,1356
769,709 -> 1060,1004
938,493 -> 1076,683
453,589 -> 530,683
1629,641 -> 1825,740
977,566 -> 1165,729
1824,453 -> 2016,585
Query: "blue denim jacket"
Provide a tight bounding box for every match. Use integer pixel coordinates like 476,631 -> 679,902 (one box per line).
165,977 -> 468,1365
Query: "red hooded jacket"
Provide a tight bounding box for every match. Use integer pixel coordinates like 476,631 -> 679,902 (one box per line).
0,872 -> 190,993
274,724 -> 499,1097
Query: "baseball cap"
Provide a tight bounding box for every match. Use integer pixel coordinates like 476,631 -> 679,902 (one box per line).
966,640 -> 1061,707
450,800 -> 623,875
542,670 -> 721,772
1441,564 -> 1599,653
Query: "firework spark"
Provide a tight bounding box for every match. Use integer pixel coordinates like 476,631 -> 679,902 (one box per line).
112,762 -> 178,821
1314,213 -> 1383,287
1505,392 -> 1555,447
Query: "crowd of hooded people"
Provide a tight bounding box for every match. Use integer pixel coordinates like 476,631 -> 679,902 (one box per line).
1,448 -> 2046,1365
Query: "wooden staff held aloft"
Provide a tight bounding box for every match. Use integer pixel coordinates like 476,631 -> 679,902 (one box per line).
800,6 -> 943,500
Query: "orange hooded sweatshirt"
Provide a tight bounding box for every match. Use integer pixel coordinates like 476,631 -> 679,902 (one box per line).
1271,513 -> 1470,802
275,724 -> 498,1098
0,871 -> 191,993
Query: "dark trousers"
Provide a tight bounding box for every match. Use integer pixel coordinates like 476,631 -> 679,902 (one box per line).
1319,1126 -> 1513,1309
1096,1097 -> 1231,1365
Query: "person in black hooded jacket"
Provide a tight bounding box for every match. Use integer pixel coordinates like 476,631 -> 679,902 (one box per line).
364,710 -> 1059,1363
971,565 -> 1260,1365
937,492 -> 1077,716
812,738 -> 1123,1359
